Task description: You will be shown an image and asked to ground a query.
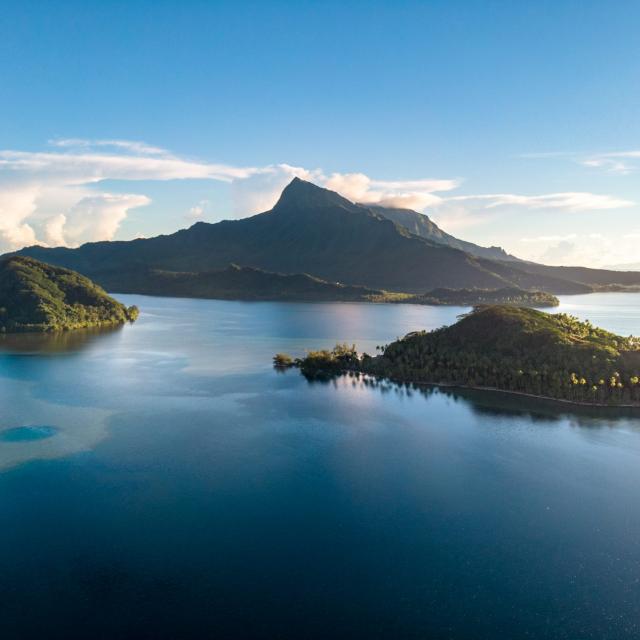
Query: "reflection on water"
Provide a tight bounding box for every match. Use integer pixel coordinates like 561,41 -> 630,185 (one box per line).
304,371 -> 640,428
0,324 -> 124,354
1,293 -> 640,639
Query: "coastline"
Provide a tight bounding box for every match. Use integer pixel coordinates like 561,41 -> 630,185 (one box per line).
307,367 -> 640,409
108,290 -> 558,308
409,379 -> 640,409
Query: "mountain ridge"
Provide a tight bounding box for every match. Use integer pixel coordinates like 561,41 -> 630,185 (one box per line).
364,203 -> 520,262
8,178 -> 640,296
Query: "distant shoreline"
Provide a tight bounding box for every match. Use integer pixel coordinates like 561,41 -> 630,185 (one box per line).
108,290 -> 558,308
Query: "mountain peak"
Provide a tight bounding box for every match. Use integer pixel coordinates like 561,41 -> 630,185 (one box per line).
274,178 -> 357,210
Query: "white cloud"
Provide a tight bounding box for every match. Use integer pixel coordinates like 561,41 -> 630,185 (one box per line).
426,191 -> 633,235
581,151 -> 640,175
0,149 -> 260,183
447,192 -> 633,212
49,138 -> 170,156
43,214 -> 67,246
0,140 -> 266,251
512,233 -> 640,268
324,173 -> 457,210
0,186 -> 39,249
521,148 -> 640,176
63,193 -> 151,246
185,199 -> 210,222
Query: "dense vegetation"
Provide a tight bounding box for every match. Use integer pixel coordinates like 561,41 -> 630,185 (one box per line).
375,287 -> 559,307
93,264 -> 387,302
0,256 -> 138,332
12,178 -> 638,296
82,263 -> 558,307
274,343 -> 359,379
285,306 -> 640,406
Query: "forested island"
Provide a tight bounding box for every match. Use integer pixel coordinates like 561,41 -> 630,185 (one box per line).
277,306 -> 640,406
0,256 -> 138,332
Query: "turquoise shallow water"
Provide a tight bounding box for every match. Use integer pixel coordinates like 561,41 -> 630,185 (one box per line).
1,294 -> 640,639
0,425 -> 57,442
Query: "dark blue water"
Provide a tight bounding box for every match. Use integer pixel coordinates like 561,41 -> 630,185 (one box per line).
1,294 -> 640,639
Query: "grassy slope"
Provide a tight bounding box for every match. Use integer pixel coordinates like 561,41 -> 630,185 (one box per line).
0,256 -> 138,332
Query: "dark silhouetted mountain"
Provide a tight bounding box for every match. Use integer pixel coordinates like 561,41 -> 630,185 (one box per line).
10,178 -> 638,296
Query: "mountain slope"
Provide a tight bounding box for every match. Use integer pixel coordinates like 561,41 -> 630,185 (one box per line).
0,256 -> 138,332
364,203 -> 640,288
366,204 -> 519,262
99,264 -> 387,301
95,263 -> 558,306
509,261 -> 640,288
10,178 -> 633,295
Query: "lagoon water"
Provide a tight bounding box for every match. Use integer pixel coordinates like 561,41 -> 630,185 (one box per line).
1,293 -> 640,638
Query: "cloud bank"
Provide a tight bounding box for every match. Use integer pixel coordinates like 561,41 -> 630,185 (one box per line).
0,139 -> 264,251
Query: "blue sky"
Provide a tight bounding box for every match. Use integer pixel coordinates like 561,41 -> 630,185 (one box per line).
1,1 -> 639,266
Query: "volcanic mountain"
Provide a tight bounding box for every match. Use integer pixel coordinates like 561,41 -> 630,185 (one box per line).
10,178 -> 640,295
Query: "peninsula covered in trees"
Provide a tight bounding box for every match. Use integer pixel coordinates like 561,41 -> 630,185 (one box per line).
378,287 -> 558,307
0,256 -> 138,332
281,306 -> 640,406
91,264 -> 558,307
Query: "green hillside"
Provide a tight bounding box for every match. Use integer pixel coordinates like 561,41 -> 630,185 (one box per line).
292,306 -> 640,405
79,263 -> 557,307
0,256 -> 139,332
99,264 -> 386,302
402,287 -> 558,307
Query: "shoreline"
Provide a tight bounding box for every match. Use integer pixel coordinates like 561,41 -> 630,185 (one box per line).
109,290 -> 558,308
313,368 -> 640,409
410,380 -> 640,409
